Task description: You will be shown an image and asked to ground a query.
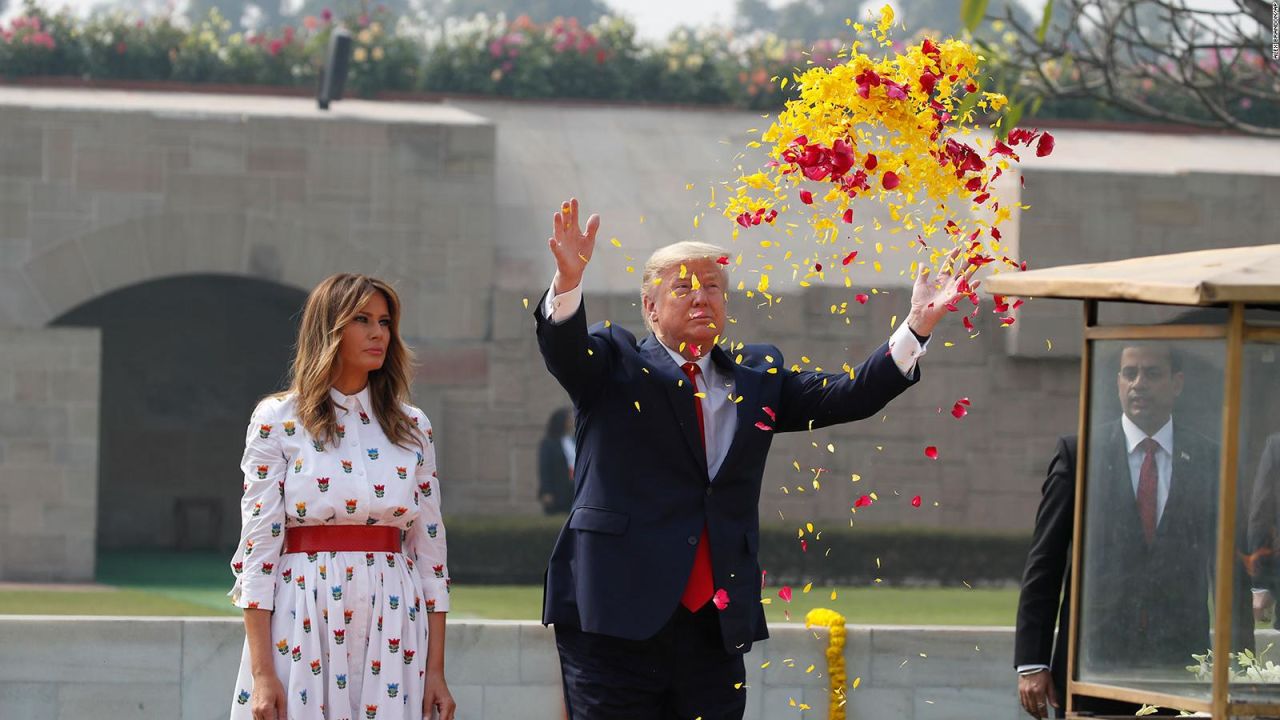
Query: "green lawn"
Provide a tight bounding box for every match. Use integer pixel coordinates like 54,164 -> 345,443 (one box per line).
0,550 -> 1023,623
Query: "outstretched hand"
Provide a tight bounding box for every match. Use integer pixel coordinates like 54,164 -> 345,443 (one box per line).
906,246 -> 982,337
549,197 -> 600,294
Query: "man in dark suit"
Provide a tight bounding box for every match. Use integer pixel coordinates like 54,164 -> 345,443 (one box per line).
538,407 -> 575,514
1014,435 -> 1076,719
535,198 -> 975,719
1014,343 -> 1253,719
1244,433 -> 1280,626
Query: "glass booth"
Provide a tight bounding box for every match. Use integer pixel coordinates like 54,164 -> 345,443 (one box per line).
985,245 -> 1280,719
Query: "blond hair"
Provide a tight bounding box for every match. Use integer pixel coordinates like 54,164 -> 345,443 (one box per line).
275,273 -> 420,451
640,241 -> 731,332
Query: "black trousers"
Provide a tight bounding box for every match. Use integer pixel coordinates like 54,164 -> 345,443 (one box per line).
555,604 -> 748,720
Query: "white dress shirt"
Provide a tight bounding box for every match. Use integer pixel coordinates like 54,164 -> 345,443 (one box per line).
542,279 -> 927,479
1121,414 -> 1174,525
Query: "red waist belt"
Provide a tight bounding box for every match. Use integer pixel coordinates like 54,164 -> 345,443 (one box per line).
284,525 -> 402,554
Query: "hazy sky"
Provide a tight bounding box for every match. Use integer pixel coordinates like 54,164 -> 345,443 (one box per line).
3,0 -> 1242,40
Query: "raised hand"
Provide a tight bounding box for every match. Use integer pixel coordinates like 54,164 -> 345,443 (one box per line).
906,246 -> 982,337
548,197 -> 601,294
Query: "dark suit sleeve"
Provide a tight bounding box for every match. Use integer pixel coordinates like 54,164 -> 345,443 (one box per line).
775,340 -> 917,433
533,291 -> 614,405
1015,436 -> 1076,668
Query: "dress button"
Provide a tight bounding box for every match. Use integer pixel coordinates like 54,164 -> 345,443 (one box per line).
687,535 -> 698,545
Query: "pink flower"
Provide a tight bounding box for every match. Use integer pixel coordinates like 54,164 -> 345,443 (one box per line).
269,39 -> 284,56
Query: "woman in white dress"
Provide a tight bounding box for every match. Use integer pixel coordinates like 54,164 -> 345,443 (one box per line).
229,273 -> 457,720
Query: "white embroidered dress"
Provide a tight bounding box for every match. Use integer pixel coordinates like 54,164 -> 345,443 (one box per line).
228,386 -> 450,720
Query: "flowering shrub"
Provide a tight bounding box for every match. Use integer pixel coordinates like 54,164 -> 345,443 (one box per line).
0,0 -> 1271,127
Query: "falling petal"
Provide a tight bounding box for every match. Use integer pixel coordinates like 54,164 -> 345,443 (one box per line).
911,495 -> 922,507
713,588 -> 730,610
762,406 -> 777,421
842,208 -> 854,224
779,586 -> 793,602
755,421 -> 774,432
855,293 -> 869,304
924,446 -> 939,459
854,494 -> 873,508
1036,132 -> 1056,157
882,171 -> 900,190
799,189 -> 814,205
842,251 -> 858,265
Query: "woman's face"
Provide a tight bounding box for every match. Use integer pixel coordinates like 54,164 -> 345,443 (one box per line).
337,291 -> 391,377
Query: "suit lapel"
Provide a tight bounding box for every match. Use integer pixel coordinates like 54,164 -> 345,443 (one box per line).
709,345 -> 763,485
1158,427 -> 1197,538
1102,422 -> 1145,546
639,336 -> 708,476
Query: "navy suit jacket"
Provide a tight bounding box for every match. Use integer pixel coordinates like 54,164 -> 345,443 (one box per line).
535,294 -> 918,653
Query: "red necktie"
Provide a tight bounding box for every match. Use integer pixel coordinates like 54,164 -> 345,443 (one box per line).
680,362 -> 713,612
1137,437 -> 1159,544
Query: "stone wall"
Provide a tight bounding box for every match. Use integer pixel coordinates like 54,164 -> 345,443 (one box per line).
0,327 -> 99,581
2,87 -> 1279,573
0,616 -> 1030,720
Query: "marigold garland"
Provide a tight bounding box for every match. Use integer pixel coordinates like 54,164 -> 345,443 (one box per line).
805,607 -> 849,720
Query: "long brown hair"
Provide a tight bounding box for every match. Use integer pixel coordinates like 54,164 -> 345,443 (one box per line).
277,273 -> 420,450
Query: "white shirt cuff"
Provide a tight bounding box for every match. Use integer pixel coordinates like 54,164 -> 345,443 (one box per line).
543,279 -> 583,325
887,321 -> 928,377
1017,664 -> 1051,675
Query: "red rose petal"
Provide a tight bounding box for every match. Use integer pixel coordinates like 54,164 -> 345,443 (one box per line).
865,153 -> 878,171
755,421 -> 773,432
950,402 -> 968,419
1000,316 -> 1016,326
924,446 -> 939,459
842,250 -> 858,265
762,406 -> 776,422
911,495 -> 922,507
882,171 -> 900,190
716,255 -> 730,265
713,588 -> 730,610
1036,132 -> 1055,157
799,189 -> 814,205
815,263 -> 823,272
855,293 -> 869,304
779,586 -> 792,602
854,494 -> 873,508
963,316 -> 974,331
842,208 -> 854,224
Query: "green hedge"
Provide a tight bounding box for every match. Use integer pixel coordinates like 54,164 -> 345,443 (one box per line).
446,515 -> 1031,587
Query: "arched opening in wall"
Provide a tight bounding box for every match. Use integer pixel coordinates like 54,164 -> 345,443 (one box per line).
52,275 -> 307,551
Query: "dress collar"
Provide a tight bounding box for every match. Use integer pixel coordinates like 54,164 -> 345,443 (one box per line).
329,384 -> 374,416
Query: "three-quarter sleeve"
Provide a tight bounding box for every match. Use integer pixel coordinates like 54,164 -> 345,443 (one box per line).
404,412 -> 450,612
228,399 -> 289,610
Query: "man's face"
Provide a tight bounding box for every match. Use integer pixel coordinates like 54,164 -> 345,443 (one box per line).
1117,345 -> 1183,432
644,258 -> 727,357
